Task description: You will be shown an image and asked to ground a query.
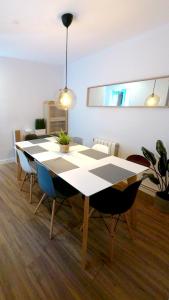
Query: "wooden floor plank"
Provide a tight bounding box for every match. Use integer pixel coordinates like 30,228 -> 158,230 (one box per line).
0,163 -> 169,300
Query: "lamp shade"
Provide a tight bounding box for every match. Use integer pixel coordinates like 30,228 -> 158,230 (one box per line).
145,93 -> 160,106
55,13 -> 75,110
145,79 -> 160,106
56,88 -> 75,110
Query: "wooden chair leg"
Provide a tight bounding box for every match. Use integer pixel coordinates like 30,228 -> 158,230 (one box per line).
124,213 -> 134,240
29,174 -> 33,203
34,193 -> 46,214
80,208 -> 95,231
50,200 -> 56,240
32,174 -> 35,185
109,217 -> 117,262
20,173 -> 27,191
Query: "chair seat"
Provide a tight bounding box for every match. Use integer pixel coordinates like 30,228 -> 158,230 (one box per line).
52,176 -> 79,198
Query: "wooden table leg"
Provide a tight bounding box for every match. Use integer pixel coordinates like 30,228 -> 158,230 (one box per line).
82,196 -> 89,269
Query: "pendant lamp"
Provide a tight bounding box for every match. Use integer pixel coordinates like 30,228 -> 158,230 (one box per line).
145,79 -> 160,106
56,13 -> 75,110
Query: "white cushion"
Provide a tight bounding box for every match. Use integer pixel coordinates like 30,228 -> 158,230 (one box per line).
92,143 -> 109,154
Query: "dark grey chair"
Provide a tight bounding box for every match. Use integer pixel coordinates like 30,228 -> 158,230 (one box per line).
72,137 -> 83,145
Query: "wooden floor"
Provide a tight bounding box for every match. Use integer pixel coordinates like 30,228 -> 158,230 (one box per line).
0,163 -> 169,300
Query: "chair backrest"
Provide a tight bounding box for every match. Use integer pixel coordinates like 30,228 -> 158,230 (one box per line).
126,154 -> 150,185
121,179 -> 142,213
90,179 -> 142,215
92,143 -> 109,154
25,134 -> 38,141
111,180 -> 142,214
72,137 -> 83,145
16,148 -> 33,174
36,163 -> 56,198
92,137 -> 119,156
126,154 -> 150,167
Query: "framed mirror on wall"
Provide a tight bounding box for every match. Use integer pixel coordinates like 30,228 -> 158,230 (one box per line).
87,76 -> 169,107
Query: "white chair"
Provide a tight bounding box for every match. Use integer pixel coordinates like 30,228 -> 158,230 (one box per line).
16,148 -> 36,203
92,137 -> 119,156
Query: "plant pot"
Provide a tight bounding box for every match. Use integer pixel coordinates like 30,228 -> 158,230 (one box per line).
60,144 -> 69,153
154,192 -> 169,213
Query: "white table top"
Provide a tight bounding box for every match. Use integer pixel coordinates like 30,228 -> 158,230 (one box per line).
16,138 -> 148,197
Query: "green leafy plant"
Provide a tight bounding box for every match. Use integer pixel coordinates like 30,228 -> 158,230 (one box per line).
56,130 -> 71,145
35,119 -> 46,130
142,140 -> 169,200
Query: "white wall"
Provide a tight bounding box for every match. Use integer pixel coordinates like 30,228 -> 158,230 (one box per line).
68,24 -> 169,158
0,57 -> 63,162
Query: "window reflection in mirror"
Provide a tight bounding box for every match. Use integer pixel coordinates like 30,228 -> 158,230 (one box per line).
87,77 -> 169,107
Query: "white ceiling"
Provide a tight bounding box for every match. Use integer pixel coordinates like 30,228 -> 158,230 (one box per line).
0,0 -> 169,65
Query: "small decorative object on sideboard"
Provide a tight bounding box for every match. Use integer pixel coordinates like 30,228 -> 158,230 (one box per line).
56,130 -> 71,153
35,118 -> 46,136
142,140 -> 169,212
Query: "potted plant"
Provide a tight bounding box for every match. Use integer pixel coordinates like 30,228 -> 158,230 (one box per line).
35,118 -> 46,136
142,140 -> 169,212
56,130 -> 71,153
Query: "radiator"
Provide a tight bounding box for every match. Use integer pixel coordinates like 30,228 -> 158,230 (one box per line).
93,137 -> 119,156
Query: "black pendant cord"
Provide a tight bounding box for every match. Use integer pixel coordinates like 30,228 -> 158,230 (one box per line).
152,79 -> 156,95
65,27 -> 68,89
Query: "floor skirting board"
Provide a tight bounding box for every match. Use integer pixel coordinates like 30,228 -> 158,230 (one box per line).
0,157 -> 15,164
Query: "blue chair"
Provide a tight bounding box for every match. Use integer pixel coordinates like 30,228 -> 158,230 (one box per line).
16,148 -> 36,203
34,162 -> 79,239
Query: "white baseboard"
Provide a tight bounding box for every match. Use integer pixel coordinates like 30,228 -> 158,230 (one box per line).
0,157 -> 15,164
140,183 -> 156,197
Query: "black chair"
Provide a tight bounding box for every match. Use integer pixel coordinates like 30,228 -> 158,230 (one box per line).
87,180 -> 142,260
24,133 -> 38,141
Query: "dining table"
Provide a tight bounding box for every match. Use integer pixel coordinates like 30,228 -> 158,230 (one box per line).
15,136 -> 148,269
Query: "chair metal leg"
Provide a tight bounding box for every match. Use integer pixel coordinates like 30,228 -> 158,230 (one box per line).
50,200 -> 56,240
20,173 -> 27,191
124,212 -> 134,240
34,193 -> 46,214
